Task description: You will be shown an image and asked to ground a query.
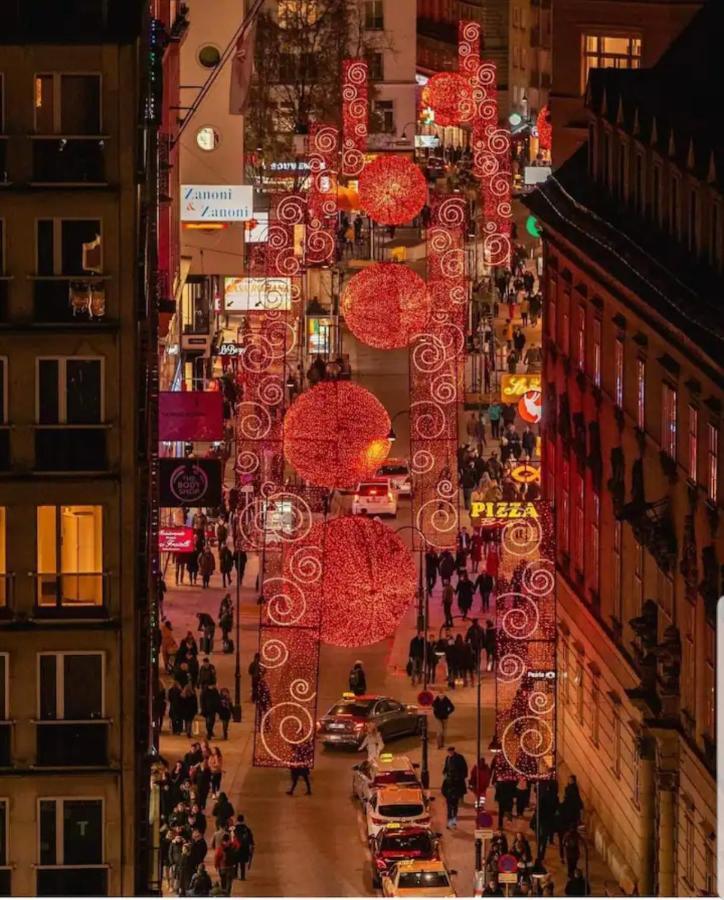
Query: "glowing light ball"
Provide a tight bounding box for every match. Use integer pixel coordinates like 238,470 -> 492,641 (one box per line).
341,263 -> 431,349
427,72 -> 474,126
518,390 -> 542,423
359,156 -> 428,226
283,381 -> 391,489
313,516 -> 417,647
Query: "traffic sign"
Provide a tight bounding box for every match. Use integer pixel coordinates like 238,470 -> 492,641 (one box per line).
499,873 -> 518,884
497,854 -> 518,875
417,690 -> 434,707
475,829 -> 494,841
476,810 -> 494,829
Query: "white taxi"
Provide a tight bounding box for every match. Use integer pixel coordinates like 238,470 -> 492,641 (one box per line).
365,785 -> 430,840
352,752 -> 420,803
381,860 -> 457,897
376,458 -> 412,496
352,479 -> 398,517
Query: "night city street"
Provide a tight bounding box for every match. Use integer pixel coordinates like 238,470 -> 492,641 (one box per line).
0,1 -> 721,898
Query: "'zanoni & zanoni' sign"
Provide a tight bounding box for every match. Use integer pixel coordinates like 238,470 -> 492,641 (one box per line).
471,500 -> 540,519
181,185 -> 253,222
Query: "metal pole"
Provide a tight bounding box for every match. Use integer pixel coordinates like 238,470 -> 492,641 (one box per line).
232,551 -> 242,722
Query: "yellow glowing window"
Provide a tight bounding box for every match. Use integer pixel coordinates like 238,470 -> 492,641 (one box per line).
582,34 -> 641,91
36,505 -> 103,608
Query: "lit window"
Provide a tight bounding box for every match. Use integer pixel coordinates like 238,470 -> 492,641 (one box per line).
36,219 -> 102,276
576,304 -> 585,370
661,383 -> 677,459
687,406 -> 698,482
574,472 -> 584,571
590,491 -> 600,594
614,337 -> 624,407
592,319 -> 601,386
364,0 -> 384,30
196,126 -> 220,152
636,358 -> 645,430
707,424 -> 719,502
36,506 -> 103,609
38,799 -> 105,895
34,73 -> 101,134
582,35 -> 641,91
560,457 -> 570,554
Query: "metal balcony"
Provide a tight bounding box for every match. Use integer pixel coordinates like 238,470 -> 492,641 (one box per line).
36,721 -> 109,766
34,425 -> 108,471
32,278 -> 107,323
31,137 -> 107,185
34,571 -> 108,616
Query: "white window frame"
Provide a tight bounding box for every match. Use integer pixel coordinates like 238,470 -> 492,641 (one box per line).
636,358 -> 646,430
707,423 -> 719,502
576,303 -> 585,370
36,651 -> 106,722
35,356 -> 105,424
35,217 -> 103,276
661,383 -> 677,459
33,72 -> 103,136
36,797 -> 105,866
614,337 -> 624,407
687,405 -> 698,482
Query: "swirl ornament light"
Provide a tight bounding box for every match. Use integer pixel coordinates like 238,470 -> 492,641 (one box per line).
490,500 -> 556,782
306,123 -> 339,265
341,263 -> 431,349
358,155 -> 428,226
536,104 -> 552,151
426,72 -> 474,126
342,59 -> 368,177
283,381 -> 391,489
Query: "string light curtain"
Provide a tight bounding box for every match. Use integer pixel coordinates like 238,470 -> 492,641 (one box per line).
342,59 -> 368,177
306,124 -> 339,265
492,501 -> 557,782
409,195 -> 466,550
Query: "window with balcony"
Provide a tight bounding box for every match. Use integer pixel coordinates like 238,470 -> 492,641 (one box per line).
661,383 -> 677,459
582,35 -> 641,91
707,423 -> 719,502
373,100 -> 395,134
636,358 -> 646,430
36,357 -> 106,470
38,798 -> 107,896
364,0 -> 384,30
687,406 -> 698,482
33,74 -> 104,184
36,506 -> 104,612
592,318 -> 601,387
614,337 -> 624,407
35,219 -> 105,322
37,653 -> 107,766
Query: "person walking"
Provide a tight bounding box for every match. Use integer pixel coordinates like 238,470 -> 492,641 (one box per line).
181,684 -> 198,738
475,569 -> 494,612
219,596 -> 233,652
199,545 -> 215,589
186,549 -> 199,585
408,630 -> 426,685
233,815 -> 254,881
219,544 -> 234,588
522,425 -> 537,460
488,401 -> 502,440
214,836 -> 237,896
562,828 -> 581,879
465,618 -> 484,668
470,529 -> 483,573
563,775 -> 584,826
360,722 -> 384,762
248,652 -> 262,702
208,746 -> 223,798
469,756 -> 492,807
455,571 -> 475,620
484,619 -> 497,671
218,687 -> 233,739
426,632 -> 440,683
438,550 -> 456,583
442,580 -> 454,628
349,660 -> 367,696
442,747 -> 468,829
189,863 -> 212,897
201,683 -> 221,740
287,760 -> 312,795
161,621 -> 179,674
212,792 -> 234,830
177,843 -> 195,897
425,548 -> 439,593
197,613 -> 216,655
432,691 -> 455,749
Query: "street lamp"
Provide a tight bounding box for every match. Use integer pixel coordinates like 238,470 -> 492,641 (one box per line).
232,549 -> 243,722
387,408 -> 410,443
395,523 -> 430,789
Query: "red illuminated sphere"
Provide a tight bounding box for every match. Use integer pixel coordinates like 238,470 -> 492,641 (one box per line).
312,516 -> 417,647
283,381 -> 391,489
341,263 -> 431,349
427,72 -> 474,126
359,156 -> 428,226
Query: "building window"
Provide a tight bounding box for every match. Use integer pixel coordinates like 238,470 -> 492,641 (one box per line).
364,0 -> 384,30
582,35 -> 641,90
707,424 -> 719,502
575,304 -> 585,370
614,337 -> 624,407
561,305 -> 570,355
36,506 -> 104,609
37,357 -> 103,424
670,174 -> 680,238
687,406 -> 698,482
636,358 -> 645,430
652,165 -> 661,223
38,799 -> 106,895
573,473 -> 584,572
36,219 -> 102,277
560,458 -> 570,555
592,319 -> 601,386
34,73 -> 101,134
590,675 -> 600,746
612,520 -> 622,626
574,659 -> 584,723
684,815 -> 695,887
634,152 -> 644,212
612,706 -> 621,777
590,492 -> 600,595
661,383 -> 677,459
195,125 -> 219,152
373,100 -> 395,134
688,188 -> 699,254
39,652 -> 103,721
367,52 -> 384,81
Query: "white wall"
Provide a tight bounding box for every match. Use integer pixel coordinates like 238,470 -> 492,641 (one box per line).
367,0 -> 417,149
179,0 -> 247,276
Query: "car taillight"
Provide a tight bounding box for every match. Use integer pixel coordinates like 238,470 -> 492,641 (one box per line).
375,859 -> 387,870
388,492 -> 394,501
354,721 -> 365,730
353,495 -> 360,503
371,816 -> 386,825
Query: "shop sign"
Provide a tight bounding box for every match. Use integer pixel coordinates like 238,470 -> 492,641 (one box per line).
159,391 -> 223,441
159,458 -> 222,507
527,670 -> 556,680
415,135 -> 440,148
159,526 -> 195,552
218,342 -> 244,357
524,166 -> 552,185
269,161 -> 310,171
500,373 -> 542,400
470,500 -> 539,519
181,184 -> 253,222
224,276 -> 292,312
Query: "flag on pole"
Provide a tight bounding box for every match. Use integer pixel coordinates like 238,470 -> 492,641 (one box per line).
229,18 -> 257,115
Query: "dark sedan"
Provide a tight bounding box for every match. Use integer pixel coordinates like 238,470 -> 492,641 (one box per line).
316,694 -> 423,750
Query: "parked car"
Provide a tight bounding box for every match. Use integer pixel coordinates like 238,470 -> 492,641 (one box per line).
371,825 -> 441,888
351,479 -> 398,517
317,695 -> 422,750
365,785 -> 430,840
376,458 -> 412,496
381,859 -> 457,897
352,753 -> 420,803
425,157 -> 447,181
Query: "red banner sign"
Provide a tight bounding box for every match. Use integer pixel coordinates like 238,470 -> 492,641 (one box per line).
159,391 -> 224,442
159,526 -> 195,552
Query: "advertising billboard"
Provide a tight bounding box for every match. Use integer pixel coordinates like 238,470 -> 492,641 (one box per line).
159,392 -> 224,442
159,526 -> 195,552
159,458 -> 223,508
181,185 -> 253,222
224,277 -> 292,312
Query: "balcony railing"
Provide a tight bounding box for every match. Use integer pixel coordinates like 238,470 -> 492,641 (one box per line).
31,137 -> 107,185
32,277 -> 107,323
35,425 -> 108,471
0,426 -> 9,470
36,721 -> 109,766
34,572 -> 108,615
37,867 -> 108,897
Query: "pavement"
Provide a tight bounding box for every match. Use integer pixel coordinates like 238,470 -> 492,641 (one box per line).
158,205 -> 618,897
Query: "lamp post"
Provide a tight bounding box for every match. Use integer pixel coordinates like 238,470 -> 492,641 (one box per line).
232,549 -> 242,722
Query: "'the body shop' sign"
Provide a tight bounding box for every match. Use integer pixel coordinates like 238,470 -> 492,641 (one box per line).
159,459 -> 222,508
159,526 -> 195,552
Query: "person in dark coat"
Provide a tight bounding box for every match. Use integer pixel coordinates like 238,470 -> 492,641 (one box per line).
177,843 -> 195,897
565,869 -> 588,896
201,684 -> 221,740
562,828 -> 581,878
197,612 -> 216,654
475,570 -> 494,612
425,549 -> 439,593
408,631 -> 426,685
484,620 -> 496,671
442,581 -> 454,628
432,691 -> 455,748
219,545 -> 234,588
168,682 -> 184,735
198,657 -> 217,690
188,829 -> 208,870
218,687 -> 233,739
563,775 -> 584,826
438,550 -> 456,583
426,631 -> 439,683
189,863 -> 213,897
186,550 -> 199,585
181,684 -> 198,738
521,425 -> 536,459
248,652 -> 262,702
494,778 -> 516,829
442,747 -> 468,828
349,661 -> 367,696
212,792 -> 234,830
455,571 -> 475,619
233,815 -> 255,880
